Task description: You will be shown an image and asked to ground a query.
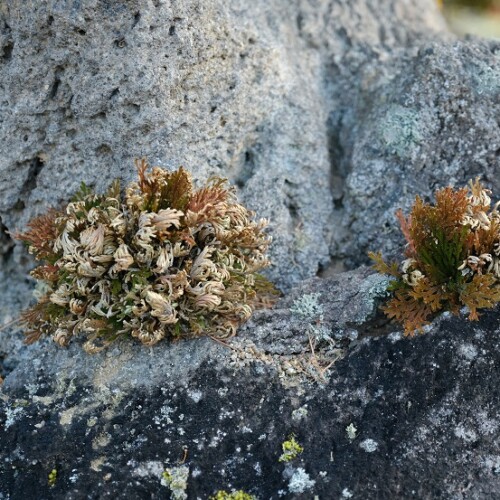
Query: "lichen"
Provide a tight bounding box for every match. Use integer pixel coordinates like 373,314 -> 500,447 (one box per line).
48,468 -> 57,487
346,423 -> 357,440
209,490 -> 256,500
289,293 -> 323,320
15,160 -> 277,352
161,465 -> 189,500
279,434 -> 304,462
359,438 -> 379,452
288,467 -> 315,494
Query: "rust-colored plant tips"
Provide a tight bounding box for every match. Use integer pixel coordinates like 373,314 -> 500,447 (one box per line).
370,179 -> 500,335
15,160 -> 277,352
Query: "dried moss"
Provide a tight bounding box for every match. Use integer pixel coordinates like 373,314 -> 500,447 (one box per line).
16,160 -> 277,352
371,179 -> 500,334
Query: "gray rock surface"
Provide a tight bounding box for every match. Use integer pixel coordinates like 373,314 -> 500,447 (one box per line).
2,1 -> 500,498
2,268 -> 500,499
1,0 -> 448,296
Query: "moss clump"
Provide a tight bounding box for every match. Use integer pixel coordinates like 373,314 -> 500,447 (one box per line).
279,434 -> 304,462
371,179 -> 500,334
16,160 -> 276,352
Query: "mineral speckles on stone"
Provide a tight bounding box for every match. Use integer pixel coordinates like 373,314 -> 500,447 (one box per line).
359,439 -> 379,453
1,255 -> 500,499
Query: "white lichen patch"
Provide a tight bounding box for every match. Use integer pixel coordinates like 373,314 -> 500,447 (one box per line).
290,293 -> 323,320
187,390 -> 203,403
208,429 -> 227,448
481,455 -> 500,475
153,404 -> 174,427
476,411 -> 499,436
5,406 -> 24,429
457,343 -> 479,361
288,467 -> 316,494
129,460 -> 164,478
342,488 -> 354,498
454,425 -> 478,443
161,465 -> 189,500
359,439 -> 379,452
291,405 -> 308,421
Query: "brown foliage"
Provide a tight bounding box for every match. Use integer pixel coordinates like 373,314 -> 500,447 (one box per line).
371,180 -> 500,334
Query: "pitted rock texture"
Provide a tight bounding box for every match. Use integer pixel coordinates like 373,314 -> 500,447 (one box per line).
1,269 -> 499,499
2,2 -> 500,498
1,0 -> 448,296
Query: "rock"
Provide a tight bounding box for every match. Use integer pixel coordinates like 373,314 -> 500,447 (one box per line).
335,40 -> 500,268
0,0 -> 446,295
2,1 -> 500,498
1,0 -> 498,294
1,268 -> 499,498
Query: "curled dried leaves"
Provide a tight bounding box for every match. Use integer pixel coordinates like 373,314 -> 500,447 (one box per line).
15,161 -> 277,352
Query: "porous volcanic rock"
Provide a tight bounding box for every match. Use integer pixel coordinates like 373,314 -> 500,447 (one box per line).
1,268 -> 499,499
0,0 -> 447,294
2,1 -> 500,498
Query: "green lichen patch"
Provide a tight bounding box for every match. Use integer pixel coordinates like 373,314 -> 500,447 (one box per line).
161,465 -> 189,500
279,434 -> 304,462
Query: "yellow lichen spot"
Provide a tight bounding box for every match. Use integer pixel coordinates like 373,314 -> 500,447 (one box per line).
209,490 -> 256,500
48,468 -> 57,487
279,434 -> 304,462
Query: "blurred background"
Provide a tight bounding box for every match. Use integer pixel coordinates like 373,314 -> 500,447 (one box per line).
441,0 -> 500,38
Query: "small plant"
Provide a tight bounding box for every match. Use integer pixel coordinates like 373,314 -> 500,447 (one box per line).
279,434 -> 304,462
15,160 -> 276,352
370,179 -> 500,334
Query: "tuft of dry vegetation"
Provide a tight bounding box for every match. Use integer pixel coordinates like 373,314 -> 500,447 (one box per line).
15,160 -> 277,352
370,179 -> 500,334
